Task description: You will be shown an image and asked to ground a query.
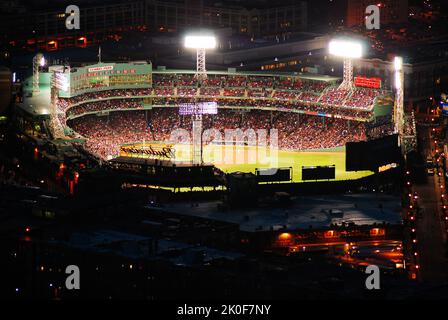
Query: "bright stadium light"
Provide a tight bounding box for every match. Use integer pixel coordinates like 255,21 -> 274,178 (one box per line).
394,56 -> 403,71
329,39 -> 363,59
393,56 -> 404,138
184,35 -> 216,49
394,56 -> 404,90
184,33 -> 216,80
40,56 -> 46,67
55,72 -> 69,91
328,39 -> 363,90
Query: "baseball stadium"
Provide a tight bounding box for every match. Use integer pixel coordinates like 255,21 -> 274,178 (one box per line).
20,47 -> 395,184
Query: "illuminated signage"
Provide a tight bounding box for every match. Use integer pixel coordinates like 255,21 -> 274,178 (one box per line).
55,72 -> 69,91
354,76 -> 382,89
120,144 -> 176,159
179,102 -> 218,115
88,65 -> 114,72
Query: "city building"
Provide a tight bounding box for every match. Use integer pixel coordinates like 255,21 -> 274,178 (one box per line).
147,0 -> 307,36
346,0 -> 408,27
0,67 -> 12,113
1,0 -> 307,53
354,57 -> 448,103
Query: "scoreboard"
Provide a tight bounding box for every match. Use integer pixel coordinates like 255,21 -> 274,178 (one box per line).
179,102 -> 218,115
354,76 -> 382,89
301,165 -> 335,181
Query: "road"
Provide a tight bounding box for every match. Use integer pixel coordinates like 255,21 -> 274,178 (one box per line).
414,125 -> 448,283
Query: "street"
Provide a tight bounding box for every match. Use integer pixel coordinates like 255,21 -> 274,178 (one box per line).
414,125 -> 448,283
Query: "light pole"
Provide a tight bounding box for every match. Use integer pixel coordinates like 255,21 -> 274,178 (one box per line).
179,102 -> 218,165
184,34 -> 216,81
32,53 -> 45,93
49,66 -> 69,139
394,56 -> 404,136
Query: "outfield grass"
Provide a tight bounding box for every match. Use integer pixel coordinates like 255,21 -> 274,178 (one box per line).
207,146 -> 372,182
122,142 -> 373,183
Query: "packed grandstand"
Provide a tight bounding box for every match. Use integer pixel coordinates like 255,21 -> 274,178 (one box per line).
51,63 -> 394,160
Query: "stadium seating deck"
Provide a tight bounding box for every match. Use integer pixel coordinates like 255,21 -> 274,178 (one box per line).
57,72 -> 386,123
54,71 -> 391,162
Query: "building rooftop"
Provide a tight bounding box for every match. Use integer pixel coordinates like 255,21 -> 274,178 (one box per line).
161,193 -> 402,232
52,229 -> 244,266
17,73 -> 52,116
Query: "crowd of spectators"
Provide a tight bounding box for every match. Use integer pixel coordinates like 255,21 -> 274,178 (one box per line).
177,88 -> 197,97
299,92 -> 321,103
58,88 -> 152,111
223,89 -> 245,97
319,87 -> 350,107
272,90 -> 297,100
201,77 -> 222,87
344,88 -> 383,109
68,108 -> 368,159
177,75 -> 197,87
154,88 -> 175,97
200,88 -> 221,96
153,74 -> 175,87
247,76 -> 274,88
64,96 -> 374,121
275,112 -> 366,150
275,79 -> 303,90
301,81 -> 330,93
152,73 -> 333,92
247,89 -> 272,98
66,99 -> 143,118
57,74 -> 386,125
59,74 -> 384,112
225,76 -> 247,87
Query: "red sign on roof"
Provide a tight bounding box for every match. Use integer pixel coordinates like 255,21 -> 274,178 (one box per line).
354,76 -> 382,89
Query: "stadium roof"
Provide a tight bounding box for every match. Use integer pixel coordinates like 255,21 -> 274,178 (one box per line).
17,73 -> 52,117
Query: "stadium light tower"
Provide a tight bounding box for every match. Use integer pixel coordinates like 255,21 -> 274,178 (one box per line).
49,66 -> 69,139
329,39 -> 363,91
179,102 -> 218,165
394,57 -> 405,138
32,53 -> 45,93
184,34 -> 216,80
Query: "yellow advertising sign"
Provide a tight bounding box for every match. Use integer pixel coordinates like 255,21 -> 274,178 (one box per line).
120,144 -> 176,159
